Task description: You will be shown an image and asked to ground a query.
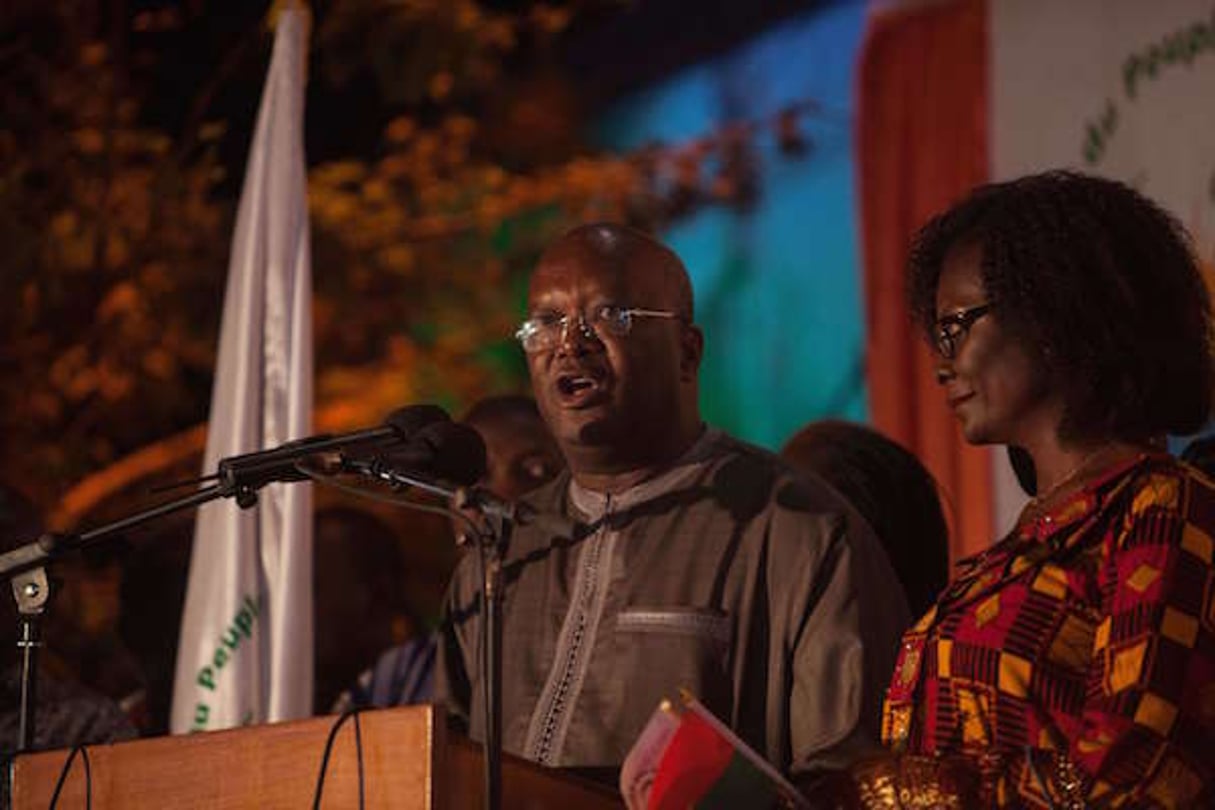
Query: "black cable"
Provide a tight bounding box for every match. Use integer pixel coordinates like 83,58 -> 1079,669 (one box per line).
47,743 -> 91,810
297,458 -> 500,808
1,751 -> 14,810
354,710 -> 365,810
311,708 -> 366,810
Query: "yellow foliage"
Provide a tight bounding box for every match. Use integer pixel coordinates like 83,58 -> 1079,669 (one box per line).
74,128 -> 106,155
378,154 -> 412,179
142,348 -> 176,380
96,362 -> 134,402
438,323 -> 483,355
116,99 -> 139,122
418,182 -> 453,209
198,121 -> 228,142
429,72 -> 455,101
316,398 -> 371,432
481,19 -> 516,51
384,117 -> 417,144
65,366 -> 99,401
413,132 -> 440,157
361,178 -> 393,204
50,210 -> 79,239
97,282 -> 144,324
455,1 -> 482,31
112,129 -> 171,156
313,160 -> 367,187
362,208 -> 408,240
481,165 -> 507,189
475,197 -> 507,228
441,143 -> 470,171
104,233 -> 131,270
27,391 -> 63,423
139,263 -> 172,295
377,245 -> 417,275
80,43 -> 108,67
444,115 -> 477,140
22,282 -> 40,315
314,192 -> 359,224
316,365 -> 421,429
387,335 -> 422,366
531,5 -> 572,34
51,225 -> 95,272
110,169 -> 156,226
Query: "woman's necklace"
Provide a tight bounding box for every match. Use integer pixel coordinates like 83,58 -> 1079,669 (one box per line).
1022,447 -> 1107,521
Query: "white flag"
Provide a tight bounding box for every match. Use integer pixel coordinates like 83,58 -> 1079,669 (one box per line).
170,7 -> 313,734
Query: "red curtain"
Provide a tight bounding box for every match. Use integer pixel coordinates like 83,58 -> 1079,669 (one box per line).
857,0 -> 992,564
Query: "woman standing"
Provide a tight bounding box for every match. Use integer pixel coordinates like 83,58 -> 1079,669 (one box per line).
836,171 -> 1215,807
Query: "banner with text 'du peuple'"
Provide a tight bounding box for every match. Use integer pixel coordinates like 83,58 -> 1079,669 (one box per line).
987,0 -> 1215,532
992,0 -> 1215,257
169,5 -> 314,734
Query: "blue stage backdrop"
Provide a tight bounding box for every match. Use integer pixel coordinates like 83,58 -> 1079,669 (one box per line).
594,1 -> 867,451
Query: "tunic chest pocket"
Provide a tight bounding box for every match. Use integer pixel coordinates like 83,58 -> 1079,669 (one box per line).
615,608 -> 732,650
617,607 -> 729,665
614,608 -> 734,711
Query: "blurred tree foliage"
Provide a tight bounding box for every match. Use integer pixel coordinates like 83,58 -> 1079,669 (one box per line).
1,0 -> 801,510
1,2 -> 231,503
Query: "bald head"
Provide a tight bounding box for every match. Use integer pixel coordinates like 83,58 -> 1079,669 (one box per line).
524,222 -> 705,487
536,223 -> 694,321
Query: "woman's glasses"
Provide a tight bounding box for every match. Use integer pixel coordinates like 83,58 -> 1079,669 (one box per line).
934,303 -> 992,360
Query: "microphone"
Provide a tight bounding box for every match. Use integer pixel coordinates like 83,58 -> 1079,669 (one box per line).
351,423 -> 577,540
217,404 -> 450,495
353,420 -> 488,488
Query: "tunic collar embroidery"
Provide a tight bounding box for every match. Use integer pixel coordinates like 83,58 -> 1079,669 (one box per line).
566,427 -> 720,517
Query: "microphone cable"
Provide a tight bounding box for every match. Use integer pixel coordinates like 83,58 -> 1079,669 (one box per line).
310,708 -> 366,810
47,743 -> 92,810
39,714 -> 365,810
295,452 -> 504,808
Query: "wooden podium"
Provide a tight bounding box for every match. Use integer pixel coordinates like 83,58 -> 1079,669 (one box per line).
10,705 -> 623,809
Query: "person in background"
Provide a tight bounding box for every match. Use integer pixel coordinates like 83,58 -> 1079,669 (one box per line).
38,536 -> 148,732
827,171 -> 1215,807
436,223 -> 910,781
329,395 -> 564,713
1180,434 -> 1215,481
1,481 -> 136,770
314,506 -> 416,713
781,420 -> 949,619
463,394 -> 564,502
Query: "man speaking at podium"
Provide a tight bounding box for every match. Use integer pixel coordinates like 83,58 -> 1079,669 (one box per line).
435,223 -> 909,782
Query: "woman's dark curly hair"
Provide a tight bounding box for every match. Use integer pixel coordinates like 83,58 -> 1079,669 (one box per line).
907,170 -> 1213,442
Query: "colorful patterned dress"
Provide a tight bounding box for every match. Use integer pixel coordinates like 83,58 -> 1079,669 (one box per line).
882,454 -> 1215,807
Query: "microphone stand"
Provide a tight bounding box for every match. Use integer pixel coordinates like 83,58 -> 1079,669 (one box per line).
10,565 -> 48,754
349,462 -> 510,810
0,482 -> 235,754
479,510 -> 511,810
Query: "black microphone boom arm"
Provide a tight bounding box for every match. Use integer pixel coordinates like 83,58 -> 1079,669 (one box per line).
216,404 -> 450,498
